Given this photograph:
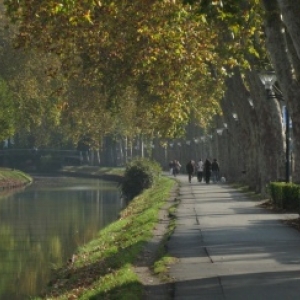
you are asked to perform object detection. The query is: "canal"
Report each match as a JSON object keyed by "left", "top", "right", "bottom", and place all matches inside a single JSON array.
[{"left": 0, "top": 175, "right": 124, "bottom": 300}]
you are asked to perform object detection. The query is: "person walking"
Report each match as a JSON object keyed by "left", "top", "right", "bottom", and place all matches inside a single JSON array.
[
  {"left": 211, "top": 158, "right": 220, "bottom": 183},
  {"left": 186, "top": 160, "right": 195, "bottom": 183},
  {"left": 173, "top": 160, "right": 181, "bottom": 177},
  {"left": 196, "top": 159, "right": 204, "bottom": 182},
  {"left": 204, "top": 158, "right": 212, "bottom": 184}
]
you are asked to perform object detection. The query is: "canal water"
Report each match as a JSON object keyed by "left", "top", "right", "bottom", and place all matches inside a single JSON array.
[{"left": 0, "top": 176, "right": 124, "bottom": 300}]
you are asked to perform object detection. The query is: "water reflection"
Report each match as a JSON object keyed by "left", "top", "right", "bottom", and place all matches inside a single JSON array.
[{"left": 0, "top": 176, "right": 123, "bottom": 300}]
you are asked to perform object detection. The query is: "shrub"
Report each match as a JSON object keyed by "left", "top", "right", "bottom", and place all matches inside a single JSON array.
[
  {"left": 269, "top": 182, "right": 284, "bottom": 208},
  {"left": 121, "top": 158, "right": 162, "bottom": 200},
  {"left": 269, "top": 182, "right": 300, "bottom": 210},
  {"left": 282, "top": 184, "right": 300, "bottom": 210}
]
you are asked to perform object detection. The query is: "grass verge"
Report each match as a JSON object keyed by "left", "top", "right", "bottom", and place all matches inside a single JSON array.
[
  {"left": 37, "top": 176, "right": 176, "bottom": 300},
  {"left": 0, "top": 167, "right": 32, "bottom": 186}
]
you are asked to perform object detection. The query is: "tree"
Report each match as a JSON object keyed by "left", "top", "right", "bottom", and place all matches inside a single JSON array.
[
  {"left": 0, "top": 2, "right": 68, "bottom": 148},
  {"left": 260, "top": 0, "right": 300, "bottom": 183},
  {"left": 0, "top": 77, "right": 15, "bottom": 141},
  {"left": 3, "top": 0, "right": 221, "bottom": 137}
]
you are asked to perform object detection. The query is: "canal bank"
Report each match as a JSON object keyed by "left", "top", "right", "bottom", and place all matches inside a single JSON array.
[
  {"left": 33, "top": 168, "right": 177, "bottom": 300},
  {"left": 0, "top": 167, "right": 32, "bottom": 191},
  {"left": 0, "top": 166, "right": 177, "bottom": 299},
  {"left": 0, "top": 170, "right": 125, "bottom": 300},
  {"left": 29, "top": 165, "right": 125, "bottom": 183},
  {"left": 0, "top": 166, "right": 121, "bottom": 199}
]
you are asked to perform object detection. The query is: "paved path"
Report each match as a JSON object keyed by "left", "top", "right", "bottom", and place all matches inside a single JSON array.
[{"left": 166, "top": 174, "right": 300, "bottom": 300}]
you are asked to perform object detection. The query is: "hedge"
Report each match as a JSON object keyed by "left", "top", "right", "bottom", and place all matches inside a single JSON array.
[{"left": 269, "top": 182, "right": 300, "bottom": 211}]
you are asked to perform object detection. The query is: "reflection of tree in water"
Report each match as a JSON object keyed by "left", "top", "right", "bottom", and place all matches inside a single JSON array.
[
  {"left": 0, "top": 227, "right": 46, "bottom": 299},
  {"left": 0, "top": 186, "right": 26, "bottom": 200},
  {"left": 0, "top": 226, "right": 14, "bottom": 295},
  {"left": 0, "top": 178, "right": 122, "bottom": 299}
]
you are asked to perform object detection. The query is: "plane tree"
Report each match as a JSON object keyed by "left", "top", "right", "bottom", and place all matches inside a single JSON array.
[
  {"left": 0, "top": 77, "right": 15, "bottom": 141},
  {"left": 260, "top": 0, "right": 300, "bottom": 183},
  {"left": 3, "top": 0, "right": 222, "bottom": 139},
  {"left": 0, "top": 2, "right": 69, "bottom": 148}
]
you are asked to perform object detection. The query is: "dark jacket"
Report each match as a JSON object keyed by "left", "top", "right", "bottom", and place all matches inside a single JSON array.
[
  {"left": 186, "top": 161, "right": 195, "bottom": 174},
  {"left": 204, "top": 159, "right": 212, "bottom": 174},
  {"left": 211, "top": 160, "right": 220, "bottom": 171}
]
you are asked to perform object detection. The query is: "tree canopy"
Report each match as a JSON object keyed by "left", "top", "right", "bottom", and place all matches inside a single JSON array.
[
  {"left": 0, "top": 0, "right": 269, "bottom": 147},
  {"left": 3, "top": 0, "right": 228, "bottom": 140}
]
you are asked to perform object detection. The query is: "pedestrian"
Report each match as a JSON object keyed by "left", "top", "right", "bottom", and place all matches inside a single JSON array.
[
  {"left": 186, "top": 160, "right": 195, "bottom": 183},
  {"left": 169, "top": 160, "right": 174, "bottom": 175},
  {"left": 211, "top": 158, "right": 220, "bottom": 183},
  {"left": 196, "top": 159, "right": 204, "bottom": 182},
  {"left": 173, "top": 160, "right": 181, "bottom": 177},
  {"left": 204, "top": 158, "right": 212, "bottom": 184}
]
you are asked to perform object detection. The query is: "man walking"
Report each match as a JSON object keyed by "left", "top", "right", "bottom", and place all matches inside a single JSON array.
[
  {"left": 186, "top": 160, "right": 195, "bottom": 183},
  {"left": 211, "top": 158, "right": 220, "bottom": 183}
]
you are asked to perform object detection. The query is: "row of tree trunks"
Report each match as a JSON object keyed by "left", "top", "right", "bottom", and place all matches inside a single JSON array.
[{"left": 261, "top": 0, "right": 300, "bottom": 183}]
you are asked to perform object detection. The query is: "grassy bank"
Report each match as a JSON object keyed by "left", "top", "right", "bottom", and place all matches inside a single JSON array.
[
  {"left": 38, "top": 175, "right": 176, "bottom": 300},
  {"left": 60, "top": 166, "right": 125, "bottom": 177},
  {"left": 0, "top": 167, "right": 32, "bottom": 189}
]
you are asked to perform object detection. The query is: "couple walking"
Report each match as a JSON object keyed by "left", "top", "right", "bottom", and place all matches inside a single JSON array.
[
  {"left": 186, "top": 158, "right": 220, "bottom": 184},
  {"left": 203, "top": 158, "right": 220, "bottom": 183}
]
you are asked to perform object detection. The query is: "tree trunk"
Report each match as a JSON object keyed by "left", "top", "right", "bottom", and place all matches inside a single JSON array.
[
  {"left": 220, "top": 93, "right": 240, "bottom": 182},
  {"left": 224, "top": 71, "right": 264, "bottom": 189},
  {"left": 277, "top": 0, "right": 300, "bottom": 59},
  {"left": 262, "top": 0, "right": 300, "bottom": 182}
]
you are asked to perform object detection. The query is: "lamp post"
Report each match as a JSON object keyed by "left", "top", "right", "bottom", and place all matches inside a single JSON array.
[{"left": 259, "top": 70, "right": 290, "bottom": 183}]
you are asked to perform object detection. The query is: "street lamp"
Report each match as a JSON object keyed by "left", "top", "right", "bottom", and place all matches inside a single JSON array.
[{"left": 259, "top": 70, "right": 290, "bottom": 183}]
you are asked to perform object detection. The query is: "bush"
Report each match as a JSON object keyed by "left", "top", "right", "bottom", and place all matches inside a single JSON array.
[
  {"left": 269, "top": 182, "right": 300, "bottom": 210},
  {"left": 269, "top": 182, "right": 284, "bottom": 208},
  {"left": 121, "top": 158, "right": 162, "bottom": 200},
  {"left": 282, "top": 184, "right": 300, "bottom": 210}
]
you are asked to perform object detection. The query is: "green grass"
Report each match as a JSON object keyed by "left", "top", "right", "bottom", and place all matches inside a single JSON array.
[
  {"left": 0, "top": 167, "right": 32, "bottom": 183},
  {"left": 38, "top": 176, "right": 176, "bottom": 300}
]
